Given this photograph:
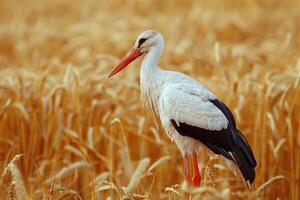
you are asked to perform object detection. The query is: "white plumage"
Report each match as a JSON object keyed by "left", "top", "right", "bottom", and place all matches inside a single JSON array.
[
  {"left": 109, "top": 30, "right": 257, "bottom": 187},
  {"left": 137, "top": 31, "right": 228, "bottom": 155}
]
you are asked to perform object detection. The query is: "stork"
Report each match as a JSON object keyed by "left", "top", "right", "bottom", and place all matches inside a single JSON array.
[{"left": 108, "top": 30, "right": 257, "bottom": 187}]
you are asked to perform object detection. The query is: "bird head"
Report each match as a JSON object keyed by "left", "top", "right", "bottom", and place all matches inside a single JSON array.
[{"left": 108, "top": 30, "right": 163, "bottom": 78}]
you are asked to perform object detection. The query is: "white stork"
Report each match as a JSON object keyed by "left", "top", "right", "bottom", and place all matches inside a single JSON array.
[{"left": 108, "top": 30, "right": 257, "bottom": 187}]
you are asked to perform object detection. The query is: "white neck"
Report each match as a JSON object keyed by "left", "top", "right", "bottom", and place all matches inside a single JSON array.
[
  {"left": 140, "top": 41, "right": 164, "bottom": 82},
  {"left": 139, "top": 38, "right": 165, "bottom": 117}
]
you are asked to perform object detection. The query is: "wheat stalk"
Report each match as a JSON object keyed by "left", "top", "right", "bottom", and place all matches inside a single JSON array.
[
  {"left": 45, "top": 161, "right": 90, "bottom": 184},
  {"left": 1, "top": 154, "right": 23, "bottom": 183},
  {"left": 147, "top": 156, "right": 170, "bottom": 172},
  {"left": 256, "top": 175, "right": 286, "bottom": 197},
  {"left": 8, "top": 163, "right": 27, "bottom": 200},
  {"left": 126, "top": 158, "right": 150, "bottom": 192}
]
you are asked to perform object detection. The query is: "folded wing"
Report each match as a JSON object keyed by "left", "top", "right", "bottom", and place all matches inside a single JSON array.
[{"left": 160, "top": 84, "right": 257, "bottom": 183}]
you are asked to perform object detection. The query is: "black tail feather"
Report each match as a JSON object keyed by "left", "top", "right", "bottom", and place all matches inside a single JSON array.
[
  {"left": 231, "top": 147, "right": 256, "bottom": 184},
  {"left": 236, "top": 130, "right": 257, "bottom": 167},
  {"left": 208, "top": 99, "right": 257, "bottom": 183},
  {"left": 231, "top": 130, "right": 257, "bottom": 183}
]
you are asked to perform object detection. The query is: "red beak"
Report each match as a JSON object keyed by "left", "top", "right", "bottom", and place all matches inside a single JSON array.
[{"left": 108, "top": 47, "right": 143, "bottom": 78}]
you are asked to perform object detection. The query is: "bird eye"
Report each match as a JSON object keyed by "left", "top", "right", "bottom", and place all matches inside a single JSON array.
[{"left": 138, "top": 38, "right": 147, "bottom": 47}]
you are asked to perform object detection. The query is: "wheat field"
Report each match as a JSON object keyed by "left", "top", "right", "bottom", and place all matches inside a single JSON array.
[{"left": 0, "top": 0, "right": 299, "bottom": 199}]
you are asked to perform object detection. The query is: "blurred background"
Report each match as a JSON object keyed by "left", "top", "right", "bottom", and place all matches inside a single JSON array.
[{"left": 0, "top": 0, "right": 299, "bottom": 199}]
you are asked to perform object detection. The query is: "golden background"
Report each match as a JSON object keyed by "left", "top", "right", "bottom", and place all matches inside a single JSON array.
[{"left": 0, "top": 0, "right": 299, "bottom": 199}]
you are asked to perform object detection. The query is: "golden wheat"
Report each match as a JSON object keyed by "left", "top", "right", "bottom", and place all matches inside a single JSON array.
[
  {"left": 45, "top": 161, "right": 90, "bottom": 184},
  {"left": 126, "top": 157, "right": 151, "bottom": 192},
  {"left": 8, "top": 164, "right": 27, "bottom": 200},
  {"left": 0, "top": 0, "right": 299, "bottom": 199}
]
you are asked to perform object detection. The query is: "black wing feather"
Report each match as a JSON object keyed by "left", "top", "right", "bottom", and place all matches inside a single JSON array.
[
  {"left": 171, "top": 98, "right": 257, "bottom": 183},
  {"left": 209, "top": 99, "right": 256, "bottom": 166}
]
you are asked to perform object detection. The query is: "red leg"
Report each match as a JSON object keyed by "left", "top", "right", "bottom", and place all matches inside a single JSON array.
[
  {"left": 192, "top": 152, "right": 201, "bottom": 186},
  {"left": 183, "top": 154, "right": 191, "bottom": 184}
]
